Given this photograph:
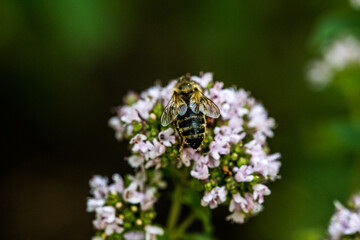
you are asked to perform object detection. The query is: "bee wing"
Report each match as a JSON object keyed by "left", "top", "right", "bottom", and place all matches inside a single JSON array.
[
  {"left": 190, "top": 91, "right": 220, "bottom": 118},
  {"left": 161, "top": 95, "right": 187, "bottom": 126}
]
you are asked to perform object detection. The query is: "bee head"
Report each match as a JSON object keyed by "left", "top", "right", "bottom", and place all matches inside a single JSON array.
[{"left": 176, "top": 74, "right": 199, "bottom": 92}]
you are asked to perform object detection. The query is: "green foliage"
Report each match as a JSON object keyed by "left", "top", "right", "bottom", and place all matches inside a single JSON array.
[
  {"left": 182, "top": 233, "right": 217, "bottom": 240},
  {"left": 183, "top": 187, "right": 213, "bottom": 234}
]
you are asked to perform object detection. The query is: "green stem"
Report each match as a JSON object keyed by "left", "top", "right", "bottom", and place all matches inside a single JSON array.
[
  {"left": 172, "top": 213, "right": 197, "bottom": 239},
  {"left": 167, "top": 183, "right": 183, "bottom": 233}
]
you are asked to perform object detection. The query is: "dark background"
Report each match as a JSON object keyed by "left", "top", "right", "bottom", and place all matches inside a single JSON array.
[{"left": 2, "top": 1, "right": 359, "bottom": 240}]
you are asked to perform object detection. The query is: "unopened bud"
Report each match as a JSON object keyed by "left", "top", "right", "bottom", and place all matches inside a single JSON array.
[
  {"left": 135, "top": 219, "right": 143, "bottom": 226},
  {"left": 149, "top": 113, "right": 156, "bottom": 121},
  {"left": 131, "top": 205, "right": 138, "bottom": 212}
]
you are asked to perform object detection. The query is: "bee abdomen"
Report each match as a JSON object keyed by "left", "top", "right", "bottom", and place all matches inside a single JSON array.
[
  {"left": 184, "top": 133, "right": 204, "bottom": 149},
  {"left": 181, "top": 125, "right": 205, "bottom": 137},
  {"left": 178, "top": 115, "right": 205, "bottom": 128},
  {"left": 176, "top": 108, "right": 206, "bottom": 149}
]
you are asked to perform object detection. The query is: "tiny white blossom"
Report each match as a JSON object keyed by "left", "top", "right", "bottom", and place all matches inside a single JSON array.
[
  {"left": 190, "top": 155, "right": 210, "bottom": 180},
  {"left": 96, "top": 206, "right": 116, "bottom": 223},
  {"left": 128, "top": 155, "right": 145, "bottom": 168},
  {"left": 234, "top": 165, "right": 254, "bottom": 182},
  {"left": 145, "top": 225, "right": 164, "bottom": 240},
  {"left": 108, "top": 174, "right": 124, "bottom": 194},
  {"left": 141, "top": 187, "right": 157, "bottom": 211},
  {"left": 87, "top": 198, "right": 105, "bottom": 212},
  {"left": 192, "top": 72, "right": 213, "bottom": 88},
  {"left": 108, "top": 116, "right": 125, "bottom": 140},
  {"left": 253, "top": 184, "right": 271, "bottom": 204},
  {"left": 328, "top": 201, "right": 360, "bottom": 240},
  {"left": 124, "top": 231, "right": 145, "bottom": 240},
  {"left": 105, "top": 219, "right": 124, "bottom": 236},
  {"left": 123, "top": 182, "right": 144, "bottom": 204},
  {"left": 158, "top": 128, "right": 175, "bottom": 147},
  {"left": 226, "top": 211, "right": 246, "bottom": 223},
  {"left": 201, "top": 186, "right": 227, "bottom": 209},
  {"left": 130, "top": 134, "right": 148, "bottom": 153}
]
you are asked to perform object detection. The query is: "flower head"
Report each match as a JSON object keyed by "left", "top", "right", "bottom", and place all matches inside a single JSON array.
[
  {"left": 328, "top": 193, "right": 360, "bottom": 240},
  {"left": 87, "top": 173, "right": 161, "bottom": 239},
  {"left": 306, "top": 35, "right": 360, "bottom": 90},
  {"left": 91, "top": 72, "right": 281, "bottom": 239}
]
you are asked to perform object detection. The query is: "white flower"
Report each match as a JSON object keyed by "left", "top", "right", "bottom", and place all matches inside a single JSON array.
[
  {"left": 233, "top": 165, "right": 254, "bottom": 182},
  {"left": 141, "top": 187, "right": 157, "bottom": 211},
  {"left": 145, "top": 157, "right": 162, "bottom": 169},
  {"left": 248, "top": 104, "right": 275, "bottom": 138},
  {"left": 145, "top": 225, "right": 164, "bottom": 240},
  {"left": 306, "top": 35, "right": 360, "bottom": 89},
  {"left": 142, "top": 85, "right": 162, "bottom": 103},
  {"left": 105, "top": 218, "right": 124, "bottom": 236},
  {"left": 229, "top": 193, "right": 248, "bottom": 212},
  {"left": 96, "top": 206, "right": 116, "bottom": 223},
  {"left": 209, "top": 139, "right": 230, "bottom": 160},
  {"left": 243, "top": 193, "right": 263, "bottom": 214},
  {"left": 87, "top": 198, "right": 105, "bottom": 212},
  {"left": 128, "top": 155, "right": 145, "bottom": 168},
  {"left": 252, "top": 184, "right": 271, "bottom": 204},
  {"left": 108, "top": 116, "right": 125, "bottom": 140},
  {"left": 192, "top": 72, "right": 213, "bottom": 88},
  {"left": 120, "top": 106, "right": 142, "bottom": 123},
  {"left": 130, "top": 134, "right": 148, "bottom": 153},
  {"left": 245, "top": 140, "right": 281, "bottom": 180},
  {"left": 201, "top": 186, "right": 227, "bottom": 209},
  {"left": 92, "top": 217, "right": 106, "bottom": 230},
  {"left": 306, "top": 60, "right": 333, "bottom": 90},
  {"left": 89, "top": 175, "right": 108, "bottom": 190},
  {"left": 123, "top": 182, "right": 144, "bottom": 204},
  {"left": 108, "top": 173, "right": 124, "bottom": 194},
  {"left": 158, "top": 128, "right": 175, "bottom": 147},
  {"left": 89, "top": 175, "right": 109, "bottom": 199},
  {"left": 324, "top": 36, "right": 360, "bottom": 70},
  {"left": 160, "top": 80, "right": 177, "bottom": 107},
  {"left": 133, "top": 99, "right": 154, "bottom": 120},
  {"left": 329, "top": 201, "right": 360, "bottom": 240},
  {"left": 145, "top": 139, "right": 166, "bottom": 160},
  {"left": 214, "top": 125, "right": 245, "bottom": 145},
  {"left": 226, "top": 211, "right": 246, "bottom": 223},
  {"left": 179, "top": 148, "right": 197, "bottom": 167},
  {"left": 124, "top": 231, "right": 145, "bottom": 240},
  {"left": 190, "top": 155, "right": 210, "bottom": 180}
]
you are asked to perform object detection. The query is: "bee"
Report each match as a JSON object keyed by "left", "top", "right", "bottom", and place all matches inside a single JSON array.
[{"left": 161, "top": 75, "right": 220, "bottom": 151}]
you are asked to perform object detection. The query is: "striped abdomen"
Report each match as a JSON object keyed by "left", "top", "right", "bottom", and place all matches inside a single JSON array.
[{"left": 176, "top": 107, "right": 206, "bottom": 149}]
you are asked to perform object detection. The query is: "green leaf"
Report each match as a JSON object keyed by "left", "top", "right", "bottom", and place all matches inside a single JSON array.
[{"left": 183, "top": 188, "right": 213, "bottom": 234}]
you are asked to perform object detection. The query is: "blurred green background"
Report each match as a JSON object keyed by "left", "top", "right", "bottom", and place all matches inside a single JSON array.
[{"left": 1, "top": 0, "right": 359, "bottom": 240}]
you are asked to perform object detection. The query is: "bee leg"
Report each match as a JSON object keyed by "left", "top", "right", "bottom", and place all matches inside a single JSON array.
[
  {"left": 179, "top": 138, "right": 185, "bottom": 154},
  {"left": 195, "top": 145, "right": 202, "bottom": 152}
]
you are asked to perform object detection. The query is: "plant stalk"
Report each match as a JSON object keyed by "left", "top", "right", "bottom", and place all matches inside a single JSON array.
[{"left": 167, "top": 183, "right": 183, "bottom": 235}]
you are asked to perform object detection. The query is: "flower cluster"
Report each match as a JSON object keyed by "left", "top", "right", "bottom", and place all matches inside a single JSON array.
[
  {"left": 350, "top": 0, "right": 360, "bottom": 10},
  {"left": 106, "top": 72, "right": 281, "bottom": 227},
  {"left": 87, "top": 171, "right": 165, "bottom": 240},
  {"left": 306, "top": 35, "right": 360, "bottom": 90},
  {"left": 328, "top": 192, "right": 360, "bottom": 240}
]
